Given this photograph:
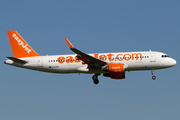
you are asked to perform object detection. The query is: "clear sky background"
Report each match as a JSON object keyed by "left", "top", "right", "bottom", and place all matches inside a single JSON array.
[{"left": 0, "top": 0, "right": 180, "bottom": 120}]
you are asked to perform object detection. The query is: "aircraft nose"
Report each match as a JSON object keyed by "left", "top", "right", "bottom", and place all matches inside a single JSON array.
[{"left": 170, "top": 58, "right": 177, "bottom": 66}]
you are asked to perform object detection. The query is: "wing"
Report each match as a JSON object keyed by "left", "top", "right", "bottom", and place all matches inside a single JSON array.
[{"left": 64, "top": 38, "right": 107, "bottom": 69}]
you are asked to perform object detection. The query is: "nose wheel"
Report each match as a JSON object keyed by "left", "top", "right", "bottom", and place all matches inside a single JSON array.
[
  {"left": 151, "top": 70, "right": 156, "bottom": 80},
  {"left": 152, "top": 75, "right": 156, "bottom": 80},
  {"left": 92, "top": 74, "right": 100, "bottom": 84}
]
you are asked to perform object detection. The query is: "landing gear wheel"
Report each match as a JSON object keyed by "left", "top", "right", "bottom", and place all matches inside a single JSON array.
[
  {"left": 92, "top": 75, "right": 99, "bottom": 85},
  {"left": 93, "top": 79, "right": 99, "bottom": 84},
  {"left": 92, "top": 75, "right": 97, "bottom": 80},
  {"left": 151, "top": 70, "right": 156, "bottom": 80},
  {"left": 152, "top": 75, "right": 156, "bottom": 80}
]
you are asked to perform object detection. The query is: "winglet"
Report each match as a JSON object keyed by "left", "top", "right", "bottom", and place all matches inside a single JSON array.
[{"left": 64, "top": 37, "right": 74, "bottom": 48}]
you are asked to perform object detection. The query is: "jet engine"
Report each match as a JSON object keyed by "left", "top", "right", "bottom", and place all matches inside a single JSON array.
[{"left": 102, "top": 63, "right": 125, "bottom": 79}]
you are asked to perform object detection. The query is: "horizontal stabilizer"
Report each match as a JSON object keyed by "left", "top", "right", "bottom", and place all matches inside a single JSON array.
[{"left": 7, "top": 57, "right": 27, "bottom": 64}]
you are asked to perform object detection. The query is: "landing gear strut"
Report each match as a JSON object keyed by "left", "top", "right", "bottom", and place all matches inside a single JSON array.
[
  {"left": 151, "top": 70, "right": 156, "bottom": 80},
  {"left": 92, "top": 74, "right": 100, "bottom": 84}
]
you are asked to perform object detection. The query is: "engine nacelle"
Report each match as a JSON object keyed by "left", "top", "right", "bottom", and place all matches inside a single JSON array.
[{"left": 102, "top": 63, "right": 125, "bottom": 79}]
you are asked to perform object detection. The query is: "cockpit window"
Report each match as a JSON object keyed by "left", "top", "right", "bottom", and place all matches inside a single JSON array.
[{"left": 161, "top": 55, "right": 169, "bottom": 58}]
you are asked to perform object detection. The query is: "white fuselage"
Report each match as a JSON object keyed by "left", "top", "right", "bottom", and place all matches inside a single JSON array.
[{"left": 5, "top": 51, "right": 177, "bottom": 74}]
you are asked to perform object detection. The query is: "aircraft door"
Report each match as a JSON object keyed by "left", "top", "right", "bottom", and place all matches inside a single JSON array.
[
  {"left": 150, "top": 52, "right": 156, "bottom": 62},
  {"left": 38, "top": 57, "right": 43, "bottom": 67}
]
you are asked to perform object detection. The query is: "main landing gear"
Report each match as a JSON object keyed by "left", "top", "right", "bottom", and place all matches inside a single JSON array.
[
  {"left": 151, "top": 70, "right": 156, "bottom": 80},
  {"left": 92, "top": 74, "right": 100, "bottom": 84}
]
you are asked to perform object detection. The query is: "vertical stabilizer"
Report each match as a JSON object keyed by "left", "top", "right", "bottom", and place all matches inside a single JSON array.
[{"left": 7, "top": 30, "right": 41, "bottom": 58}]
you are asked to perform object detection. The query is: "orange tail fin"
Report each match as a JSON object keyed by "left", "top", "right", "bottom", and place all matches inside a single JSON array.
[{"left": 7, "top": 30, "right": 41, "bottom": 58}]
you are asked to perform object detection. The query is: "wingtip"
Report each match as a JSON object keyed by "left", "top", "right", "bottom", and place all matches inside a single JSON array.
[{"left": 64, "top": 37, "right": 74, "bottom": 48}]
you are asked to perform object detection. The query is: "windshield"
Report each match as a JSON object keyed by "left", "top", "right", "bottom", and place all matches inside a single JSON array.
[{"left": 161, "top": 55, "right": 169, "bottom": 58}]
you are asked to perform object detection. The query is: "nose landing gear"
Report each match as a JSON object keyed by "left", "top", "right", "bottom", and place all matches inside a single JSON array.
[
  {"left": 152, "top": 75, "right": 156, "bottom": 80},
  {"left": 151, "top": 70, "right": 156, "bottom": 80}
]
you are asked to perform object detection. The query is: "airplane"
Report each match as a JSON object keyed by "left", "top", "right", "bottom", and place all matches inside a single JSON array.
[{"left": 4, "top": 30, "right": 177, "bottom": 84}]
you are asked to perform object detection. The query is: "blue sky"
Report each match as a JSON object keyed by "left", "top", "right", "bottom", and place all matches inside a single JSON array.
[{"left": 0, "top": 0, "right": 180, "bottom": 120}]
